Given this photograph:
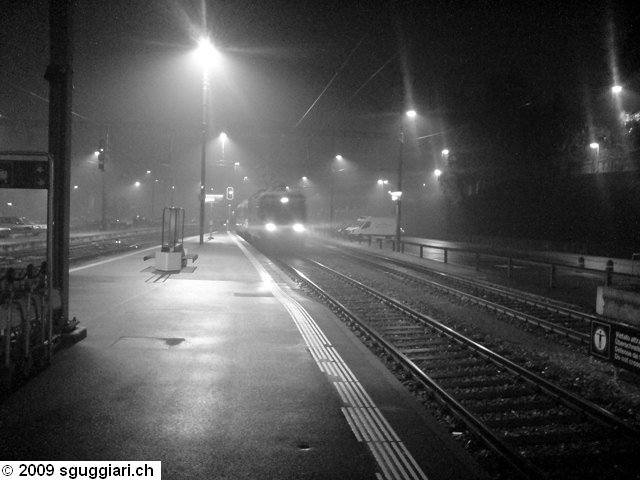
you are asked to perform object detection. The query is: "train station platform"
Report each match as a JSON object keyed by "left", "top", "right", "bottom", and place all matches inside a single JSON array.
[{"left": 0, "top": 231, "right": 490, "bottom": 480}]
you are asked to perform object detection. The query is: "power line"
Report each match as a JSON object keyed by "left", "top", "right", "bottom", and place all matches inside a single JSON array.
[{"left": 290, "top": 32, "right": 368, "bottom": 132}]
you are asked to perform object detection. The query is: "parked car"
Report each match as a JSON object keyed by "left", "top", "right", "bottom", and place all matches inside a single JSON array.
[
  {"left": 0, "top": 216, "right": 46, "bottom": 236},
  {"left": 343, "top": 216, "right": 399, "bottom": 239}
]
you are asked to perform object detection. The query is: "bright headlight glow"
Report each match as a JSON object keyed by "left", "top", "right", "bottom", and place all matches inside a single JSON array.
[
  {"left": 293, "top": 224, "right": 305, "bottom": 232},
  {"left": 265, "top": 223, "right": 277, "bottom": 232}
]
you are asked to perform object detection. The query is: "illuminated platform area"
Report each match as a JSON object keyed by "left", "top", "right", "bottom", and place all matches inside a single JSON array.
[{"left": 0, "top": 231, "right": 488, "bottom": 480}]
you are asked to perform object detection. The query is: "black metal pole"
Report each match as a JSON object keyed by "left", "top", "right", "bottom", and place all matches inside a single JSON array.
[
  {"left": 330, "top": 169, "right": 335, "bottom": 232},
  {"left": 395, "top": 130, "right": 403, "bottom": 252},
  {"left": 101, "top": 133, "right": 108, "bottom": 231},
  {"left": 151, "top": 178, "right": 155, "bottom": 221},
  {"left": 199, "top": 71, "right": 209, "bottom": 244},
  {"left": 45, "top": 0, "right": 72, "bottom": 326}
]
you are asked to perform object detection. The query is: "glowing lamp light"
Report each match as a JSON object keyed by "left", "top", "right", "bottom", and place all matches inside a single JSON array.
[
  {"left": 612, "top": 85, "right": 622, "bottom": 94},
  {"left": 196, "top": 38, "right": 220, "bottom": 69},
  {"left": 434, "top": 169, "right": 442, "bottom": 177},
  {"left": 389, "top": 191, "right": 402, "bottom": 201},
  {"left": 265, "top": 223, "right": 277, "bottom": 232},
  {"left": 280, "top": 197, "right": 289, "bottom": 204},
  {"left": 590, "top": 143, "right": 599, "bottom": 149},
  {"left": 293, "top": 224, "right": 305, "bottom": 233},
  {"left": 406, "top": 110, "right": 417, "bottom": 118}
]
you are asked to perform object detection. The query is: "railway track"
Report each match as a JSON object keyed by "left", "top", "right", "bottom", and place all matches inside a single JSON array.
[
  {"left": 321, "top": 244, "right": 597, "bottom": 345},
  {"left": 0, "top": 229, "right": 178, "bottom": 268},
  {"left": 276, "top": 253, "right": 640, "bottom": 480}
]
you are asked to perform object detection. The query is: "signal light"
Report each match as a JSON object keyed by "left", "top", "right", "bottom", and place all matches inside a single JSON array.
[{"left": 226, "top": 186, "right": 234, "bottom": 200}]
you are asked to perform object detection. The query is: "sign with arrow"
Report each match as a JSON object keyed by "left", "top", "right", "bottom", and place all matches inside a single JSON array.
[{"left": 0, "top": 154, "right": 50, "bottom": 189}]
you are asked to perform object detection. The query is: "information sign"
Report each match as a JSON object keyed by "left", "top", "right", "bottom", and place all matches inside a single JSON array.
[
  {"left": 591, "top": 320, "right": 640, "bottom": 374},
  {"left": 0, "top": 154, "right": 50, "bottom": 189}
]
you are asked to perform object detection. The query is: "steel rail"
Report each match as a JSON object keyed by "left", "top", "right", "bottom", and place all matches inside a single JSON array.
[
  {"left": 334, "top": 247, "right": 594, "bottom": 344},
  {"left": 284, "top": 259, "right": 548, "bottom": 479},
  {"left": 278, "top": 254, "right": 640, "bottom": 479}
]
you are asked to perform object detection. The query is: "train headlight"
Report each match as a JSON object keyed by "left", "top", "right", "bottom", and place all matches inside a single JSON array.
[
  {"left": 265, "top": 223, "right": 277, "bottom": 232},
  {"left": 293, "top": 223, "right": 305, "bottom": 233}
]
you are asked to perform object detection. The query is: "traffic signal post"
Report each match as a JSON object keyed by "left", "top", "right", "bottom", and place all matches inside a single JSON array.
[{"left": 98, "top": 136, "right": 108, "bottom": 230}]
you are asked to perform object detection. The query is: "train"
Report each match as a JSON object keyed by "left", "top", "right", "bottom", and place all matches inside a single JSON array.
[{"left": 235, "top": 185, "right": 307, "bottom": 249}]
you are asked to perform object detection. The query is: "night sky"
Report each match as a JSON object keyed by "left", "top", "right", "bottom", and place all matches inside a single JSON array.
[
  {"left": 1, "top": 1, "right": 635, "bottom": 121},
  {"left": 0, "top": 0, "right": 638, "bottom": 236}
]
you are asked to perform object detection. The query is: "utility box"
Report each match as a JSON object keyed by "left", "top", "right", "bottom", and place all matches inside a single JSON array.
[
  {"left": 143, "top": 207, "right": 197, "bottom": 273},
  {"left": 155, "top": 251, "right": 182, "bottom": 272}
]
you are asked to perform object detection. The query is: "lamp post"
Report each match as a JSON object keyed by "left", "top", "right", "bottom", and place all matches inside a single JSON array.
[
  {"left": 330, "top": 155, "right": 344, "bottom": 232},
  {"left": 590, "top": 142, "right": 599, "bottom": 173},
  {"left": 220, "top": 132, "right": 227, "bottom": 160},
  {"left": 394, "top": 110, "right": 416, "bottom": 252},
  {"left": 196, "top": 38, "right": 218, "bottom": 244},
  {"left": 441, "top": 149, "right": 449, "bottom": 165}
]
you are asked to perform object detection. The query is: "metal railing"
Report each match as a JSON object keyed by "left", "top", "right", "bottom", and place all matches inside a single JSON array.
[{"left": 343, "top": 233, "right": 639, "bottom": 289}]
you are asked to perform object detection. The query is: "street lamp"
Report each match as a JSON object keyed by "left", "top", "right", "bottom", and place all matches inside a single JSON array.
[
  {"left": 330, "top": 155, "right": 345, "bottom": 231},
  {"left": 437, "top": 150, "right": 449, "bottom": 180},
  {"left": 590, "top": 142, "right": 600, "bottom": 173},
  {"left": 196, "top": 38, "right": 220, "bottom": 244},
  {"left": 220, "top": 132, "right": 227, "bottom": 160},
  {"left": 394, "top": 110, "right": 416, "bottom": 252}
]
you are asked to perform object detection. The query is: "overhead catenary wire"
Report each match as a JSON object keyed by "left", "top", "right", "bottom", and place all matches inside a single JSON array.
[
  {"left": 290, "top": 33, "right": 369, "bottom": 133},
  {"left": 0, "top": 77, "right": 91, "bottom": 121}
]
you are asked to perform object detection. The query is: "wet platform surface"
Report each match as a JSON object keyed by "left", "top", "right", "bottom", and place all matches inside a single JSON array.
[{"left": 0, "top": 231, "right": 490, "bottom": 479}]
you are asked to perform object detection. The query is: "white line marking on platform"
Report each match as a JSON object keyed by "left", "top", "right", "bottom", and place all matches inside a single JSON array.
[{"left": 231, "top": 233, "right": 429, "bottom": 480}]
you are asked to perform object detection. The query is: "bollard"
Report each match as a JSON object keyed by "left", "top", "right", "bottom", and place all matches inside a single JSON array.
[
  {"left": 419, "top": 245, "right": 424, "bottom": 258},
  {"left": 549, "top": 264, "right": 556, "bottom": 289},
  {"left": 508, "top": 257, "right": 513, "bottom": 279},
  {"left": 605, "top": 260, "right": 614, "bottom": 286},
  {"left": 475, "top": 252, "right": 480, "bottom": 271},
  {"left": 578, "top": 257, "right": 585, "bottom": 269},
  {"left": 444, "top": 249, "right": 448, "bottom": 264}
]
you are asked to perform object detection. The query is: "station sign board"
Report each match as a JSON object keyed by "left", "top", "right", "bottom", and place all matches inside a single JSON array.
[
  {"left": 591, "top": 319, "right": 640, "bottom": 374},
  {"left": 0, "top": 152, "right": 51, "bottom": 189}
]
